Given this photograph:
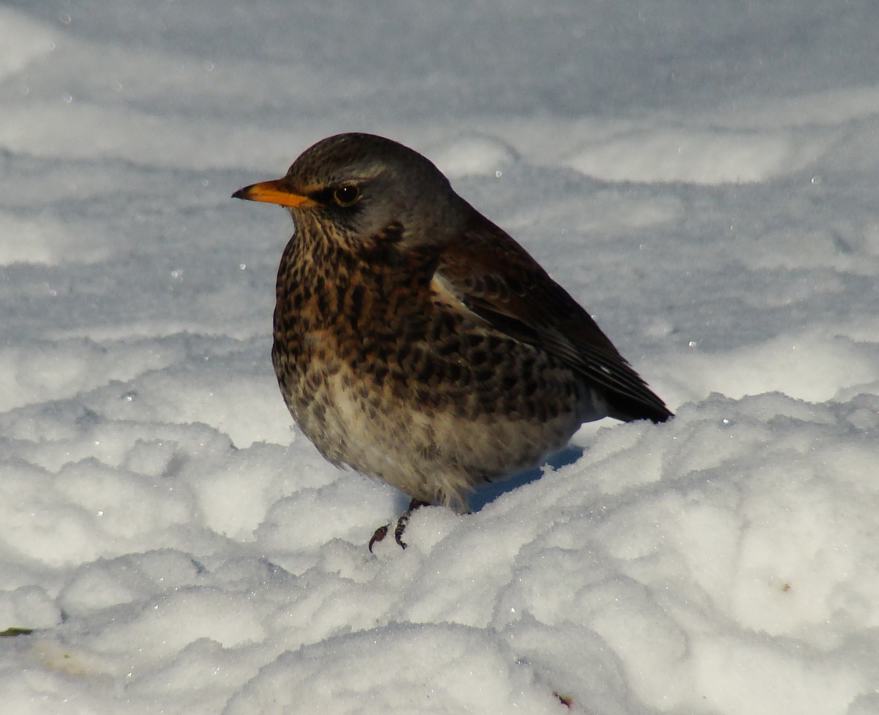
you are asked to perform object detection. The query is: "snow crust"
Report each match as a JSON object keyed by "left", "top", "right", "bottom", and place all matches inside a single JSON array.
[{"left": 2, "top": 1, "right": 879, "bottom": 713}]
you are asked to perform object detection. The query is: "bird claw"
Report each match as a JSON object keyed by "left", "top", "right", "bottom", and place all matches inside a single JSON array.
[
  {"left": 368, "top": 499, "right": 429, "bottom": 553},
  {"left": 367, "top": 513, "right": 410, "bottom": 552},
  {"left": 368, "top": 524, "right": 389, "bottom": 553}
]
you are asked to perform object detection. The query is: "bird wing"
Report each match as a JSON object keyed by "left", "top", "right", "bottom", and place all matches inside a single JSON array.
[{"left": 435, "top": 208, "right": 672, "bottom": 423}]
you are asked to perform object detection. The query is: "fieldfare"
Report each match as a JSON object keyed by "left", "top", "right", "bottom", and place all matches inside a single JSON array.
[{"left": 233, "top": 133, "right": 672, "bottom": 550}]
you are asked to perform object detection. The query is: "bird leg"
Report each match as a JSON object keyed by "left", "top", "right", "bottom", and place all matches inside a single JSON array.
[
  {"left": 393, "top": 498, "right": 429, "bottom": 548},
  {"left": 368, "top": 498, "right": 429, "bottom": 552}
]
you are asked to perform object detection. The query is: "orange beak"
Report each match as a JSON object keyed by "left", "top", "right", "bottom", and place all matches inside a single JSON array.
[{"left": 231, "top": 179, "right": 317, "bottom": 208}]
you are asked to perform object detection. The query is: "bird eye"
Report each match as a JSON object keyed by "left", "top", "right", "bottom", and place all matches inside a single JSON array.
[{"left": 333, "top": 184, "right": 360, "bottom": 207}]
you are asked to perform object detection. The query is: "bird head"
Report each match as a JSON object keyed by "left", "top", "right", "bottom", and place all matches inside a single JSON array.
[{"left": 233, "top": 133, "right": 466, "bottom": 254}]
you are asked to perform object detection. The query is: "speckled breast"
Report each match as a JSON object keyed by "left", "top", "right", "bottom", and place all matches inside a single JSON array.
[{"left": 270, "top": 235, "right": 592, "bottom": 508}]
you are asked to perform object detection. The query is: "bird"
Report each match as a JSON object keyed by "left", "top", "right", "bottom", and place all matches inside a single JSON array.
[{"left": 233, "top": 133, "right": 671, "bottom": 551}]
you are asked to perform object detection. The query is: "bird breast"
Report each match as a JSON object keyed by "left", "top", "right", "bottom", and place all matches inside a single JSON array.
[{"left": 271, "top": 236, "right": 597, "bottom": 507}]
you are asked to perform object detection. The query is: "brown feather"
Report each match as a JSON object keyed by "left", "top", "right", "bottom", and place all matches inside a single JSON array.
[{"left": 437, "top": 207, "right": 672, "bottom": 423}]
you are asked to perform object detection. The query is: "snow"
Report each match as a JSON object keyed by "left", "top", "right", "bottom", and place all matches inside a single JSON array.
[{"left": 1, "top": 1, "right": 879, "bottom": 713}]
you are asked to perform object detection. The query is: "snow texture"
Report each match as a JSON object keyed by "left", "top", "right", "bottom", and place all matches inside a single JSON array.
[{"left": 2, "top": 1, "right": 879, "bottom": 713}]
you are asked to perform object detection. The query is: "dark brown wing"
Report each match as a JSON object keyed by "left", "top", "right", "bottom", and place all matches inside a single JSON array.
[{"left": 436, "top": 208, "right": 672, "bottom": 423}]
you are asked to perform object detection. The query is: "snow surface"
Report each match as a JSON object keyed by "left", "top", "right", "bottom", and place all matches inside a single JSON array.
[{"left": 2, "top": 1, "right": 879, "bottom": 713}]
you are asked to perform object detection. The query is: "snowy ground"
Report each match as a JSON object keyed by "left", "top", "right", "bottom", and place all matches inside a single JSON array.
[{"left": 2, "top": 1, "right": 879, "bottom": 713}]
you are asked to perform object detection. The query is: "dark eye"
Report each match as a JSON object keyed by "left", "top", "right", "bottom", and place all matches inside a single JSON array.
[{"left": 333, "top": 184, "right": 360, "bottom": 207}]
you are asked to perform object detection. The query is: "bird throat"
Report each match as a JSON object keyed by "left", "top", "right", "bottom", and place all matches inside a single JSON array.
[{"left": 273, "top": 221, "right": 438, "bottom": 367}]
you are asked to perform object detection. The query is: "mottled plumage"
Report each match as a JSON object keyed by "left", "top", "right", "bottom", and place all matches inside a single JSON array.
[{"left": 233, "top": 133, "right": 671, "bottom": 542}]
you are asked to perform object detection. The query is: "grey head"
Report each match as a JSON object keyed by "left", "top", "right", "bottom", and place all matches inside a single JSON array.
[{"left": 233, "top": 133, "right": 468, "bottom": 251}]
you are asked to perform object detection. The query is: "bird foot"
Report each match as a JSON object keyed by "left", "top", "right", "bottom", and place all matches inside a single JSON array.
[
  {"left": 368, "top": 524, "right": 389, "bottom": 553},
  {"left": 368, "top": 499, "right": 429, "bottom": 552}
]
